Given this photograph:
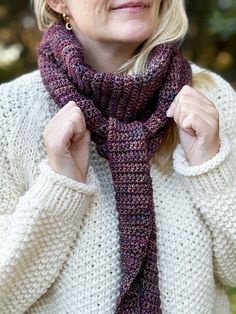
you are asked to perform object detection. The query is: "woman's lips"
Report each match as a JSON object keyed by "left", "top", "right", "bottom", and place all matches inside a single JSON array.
[{"left": 111, "top": 1, "right": 148, "bottom": 12}]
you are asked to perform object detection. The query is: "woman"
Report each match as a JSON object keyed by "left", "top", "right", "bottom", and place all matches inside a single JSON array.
[{"left": 0, "top": 0, "right": 235, "bottom": 313}]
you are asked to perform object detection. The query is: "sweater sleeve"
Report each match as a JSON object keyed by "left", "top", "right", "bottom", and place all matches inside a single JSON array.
[
  {"left": 0, "top": 89, "right": 99, "bottom": 312},
  {"left": 173, "top": 72, "right": 236, "bottom": 288}
]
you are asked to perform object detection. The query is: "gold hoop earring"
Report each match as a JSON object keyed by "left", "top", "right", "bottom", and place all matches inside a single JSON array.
[{"left": 63, "top": 13, "right": 72, "bottom": 31}]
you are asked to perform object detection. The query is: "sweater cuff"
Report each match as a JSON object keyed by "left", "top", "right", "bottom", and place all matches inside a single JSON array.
[
  {"left": 173, "top": 136, "right": 236, "bottom": 195},
  {"left": 23, "top": 158, "right": 99, "bottom": 221}
]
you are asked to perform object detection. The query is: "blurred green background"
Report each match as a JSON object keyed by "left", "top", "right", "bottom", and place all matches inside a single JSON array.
[
  {"left": 0, "top": 0, "right": 236, "bottom": 86},
  {"left": 0, "top": 0, "right": 236, "bottom": 312}
]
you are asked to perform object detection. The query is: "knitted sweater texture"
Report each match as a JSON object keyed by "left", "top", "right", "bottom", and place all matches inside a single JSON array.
[{"left": 0, "top": 65, "right": 236, "bottom": 313}]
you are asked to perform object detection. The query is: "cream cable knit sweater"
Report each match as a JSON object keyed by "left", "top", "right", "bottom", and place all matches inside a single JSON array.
[{"left": 0, "top": 65, "right": 235, "bottom": 314}]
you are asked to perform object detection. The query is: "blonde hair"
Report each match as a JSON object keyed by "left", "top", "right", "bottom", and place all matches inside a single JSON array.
[
  {"left": 33, "top": 0, "right": 215, "bottom": 173},
  {"left": 33, "top": 0, "right": 60, "bottom": 30}
]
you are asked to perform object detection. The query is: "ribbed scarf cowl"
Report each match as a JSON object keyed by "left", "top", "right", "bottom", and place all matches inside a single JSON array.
[{"left": 38, "top": 21, "right": 192, "bottom": 314}]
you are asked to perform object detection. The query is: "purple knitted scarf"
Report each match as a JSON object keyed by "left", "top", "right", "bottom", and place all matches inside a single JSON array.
[{"left": 38, "top": 21, "right": 192, "bottom": 313}]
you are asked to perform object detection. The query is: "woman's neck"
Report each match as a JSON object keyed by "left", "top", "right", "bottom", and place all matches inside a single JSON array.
[{"left": 77, "top": 35, "right": 138, "bottom": 73}]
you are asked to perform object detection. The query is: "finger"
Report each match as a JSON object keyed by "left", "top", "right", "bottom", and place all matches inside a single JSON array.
[
  {"left": 70, "top": 121, "right": 87, "bottom": 143},
  {"left": 44, "top": 101, "right": 77, "bottom": 134},
  {"left": 167, "top": 85, "right": 216, "bottom": 118},
  {"left": 71, "top": 128, "right": 91, "bottom": 145},
  {"left": 46, "top": 103, "right": 86, "bottom": 139},
  {"left": 59, "top": 100, "right": 77, "bottom": 113},
  {"left": 178, "top": 103, "right": 218, "bottom": 128},
  {"left": 67, "top": 107, "right": 86, "bottom": 133},
  {"left": 178, "top": 85, "right": 215, "bottom": 107},
  {"left": 50, "top": 113, "right": 86, "bottom": 149},
  {"left": 56, "top": 103, "right": 84, "bottom": 124},
  {"left": 174, "top": 99, "right": 217, "bottom": 126},
  {"left": 48, "top": 101, "right": 77, "bottom": 122},
  {"left": 48, "top": 101, "right": 84, "bottom": 128},
  {"left": 178, "top": 125, "right": 196, "bottom": 137},
  {"left": 69, "top": 112, "right": 87, "bottom": 138},
  {"left": 58, "top": 119, "right": 84, "bottom": 152},
  {"left": 180, "top": 113, "right": 217, "bottom": 141},
  {"left": 64, "top": 105, "right": 87, "bottom": 132},
  {"left": 168, "top": 93, "right": 219, "bottom": 128},
  {"left": 166, "top": 102, "right": 175, "bottom": 118}
]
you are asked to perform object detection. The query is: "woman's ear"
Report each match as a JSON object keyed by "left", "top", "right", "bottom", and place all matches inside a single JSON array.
[{"left": 46, "top": 0, "right": 68, "bottom": 15}]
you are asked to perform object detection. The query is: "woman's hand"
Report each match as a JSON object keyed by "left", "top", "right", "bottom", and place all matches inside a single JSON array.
[
  {"left": 44, "top": 101, "right": 90, "bottom": 182},
  {"left": 167, "top": 85, "right": 220, "bottom": 166}
]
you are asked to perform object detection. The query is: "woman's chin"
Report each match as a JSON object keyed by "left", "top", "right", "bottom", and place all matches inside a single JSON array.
[{"left": 109, "top": 26, "right": 153, "bottom": 45}]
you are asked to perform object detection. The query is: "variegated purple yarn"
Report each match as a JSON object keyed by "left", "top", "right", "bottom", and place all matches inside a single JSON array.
[{"left": 38, "top": 21, "right": 192, "bottom": 313}]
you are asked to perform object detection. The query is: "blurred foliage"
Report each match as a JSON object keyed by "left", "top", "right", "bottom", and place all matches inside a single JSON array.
[
  {"left": 228, "top": 288, "right": 236, "bottom": 314},
  {"left": 184, "top": 0, "right": 236, "bottom": 87},
  {"left": 0, "top": 0, "right": 40, "bottom": 82},
  {"left": 0, "top": 0, "right": 235, "bottom": 87},
  {"left": 0, "top": 0, "right": 236, "bottom": 312},
  {"left": 210, "top": 1, "right": 236, "bottom": 38}
]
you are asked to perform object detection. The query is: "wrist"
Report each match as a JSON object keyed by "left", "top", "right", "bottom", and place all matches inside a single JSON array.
[
  {"left": 187, "top": 139, "right": 220, "bottom": 166},
  {"left": 48, "top": 156, "right": 88, "bottom": 183}
]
